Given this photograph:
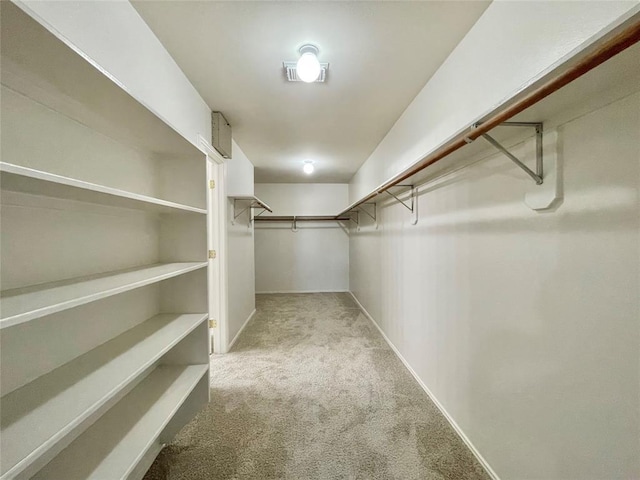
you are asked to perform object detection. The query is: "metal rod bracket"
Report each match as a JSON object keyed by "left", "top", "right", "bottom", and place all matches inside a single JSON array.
[
  {"left": 347, "top": 210, "right": 360, "bottom": 232},
  {"left": 480, "top": 122, "right": 544, "bottom": 185},
  {"left": 385, "top": 185, "right": 414, "bottom": 212},
  {"left": 233, "top": 198, "right": 270, "bottom": 227},
  {"left": 359, "top": 203, "right": 377, "bottom": 221},
  {"left": 357, "top": 202, "right": 377, "bottom": 229},
  {"left": 384, "top": 185, "right": 418, "bottom": 225},
  {"left": 232, "top": 199, "right": 250, "bottom": 221}
]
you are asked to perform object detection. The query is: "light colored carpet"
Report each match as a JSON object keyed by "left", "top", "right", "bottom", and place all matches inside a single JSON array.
[{"left": 144, "top": 293, "right": 490, "bottom": 480}]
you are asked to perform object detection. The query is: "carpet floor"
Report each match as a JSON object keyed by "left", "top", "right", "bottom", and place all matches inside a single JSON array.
[{"left": 144, "top": 293, "right": 490, "bottom": 480}]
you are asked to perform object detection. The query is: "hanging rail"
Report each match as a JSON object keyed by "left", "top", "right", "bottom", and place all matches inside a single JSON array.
[
  {"left": 336, "top": 12, "right": 640, "bottom": 218},
  {"left": 254, "top": 216, "right": 350, "bottom": 222},
  {"left": 254, "top": 215, "right": 351, "bottom": 233}
]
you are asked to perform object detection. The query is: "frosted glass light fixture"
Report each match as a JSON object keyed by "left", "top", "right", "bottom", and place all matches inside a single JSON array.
[
  {"left": 296, "top": 45, "right": 321, "bottom": 83},
  {"left": 303, "top": 161, "right": 314, "bottom": 174}
]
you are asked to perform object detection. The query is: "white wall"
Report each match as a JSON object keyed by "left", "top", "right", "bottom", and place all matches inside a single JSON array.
[
  {"left": 351, "top": 91, "right": 640, "bottom": 480},
  {"left": 226, "top": 139, "right": 255, "bottom": 196},
  {"left": 16, "top": 0, "right": 211, "bottom": 149},
  {"left": 350, "top": 0, "right": 640, "bottom": 202},
  {"left": 225, "top": 142, "right": 256, "bottom": 345},
  {"left": 349, "top": 3, "right": 640, "bottom": 479},
  {"left": 254, "top": 184, "right": 349, "bottom": 293}
]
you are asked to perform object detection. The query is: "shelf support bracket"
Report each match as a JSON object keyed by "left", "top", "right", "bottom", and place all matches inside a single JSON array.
[
  {"left": 385, "top": 185, "right": 418, "bottom": 225},
  {"left": 232, "top": 199, "right": 250, "bottom": 222},
  {"left": 349, "top": 210, "right": 360, "bottom": 231},
  {"left": 358, "top": 203, "right": 376, "bottom": 222},
  {"left": 249, "top": 206, "right": 267, "bottom": 228},
  {"left": 476, "top": 122, "right": 544, "bottom": 185},
  {"left": 385, "top": 185, "right": 414, "bottom": 212},
  {"left": 357, "top": 202, "right": 378, "bottom": 229},
  {"left": 233, "top": 199, "right": 269, "bottom": 227},
  {"left": 291, "top": 216, "right": 298, "bottom": 233}
]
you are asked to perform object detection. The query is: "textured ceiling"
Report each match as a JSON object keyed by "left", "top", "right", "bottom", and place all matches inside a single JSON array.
[{"left": 133, "top": 1, "right": 490, "bottom": 183}]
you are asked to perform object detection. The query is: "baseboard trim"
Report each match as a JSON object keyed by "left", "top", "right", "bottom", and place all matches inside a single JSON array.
[
  {"left": 256, "top": 290, "right": 348, "bottom": 294},
  {"left": 348, "top": 291, "right": 500, "bottom": 480},
  {"left": 228, "top": 308, "right": 256, "bottom": 351}
]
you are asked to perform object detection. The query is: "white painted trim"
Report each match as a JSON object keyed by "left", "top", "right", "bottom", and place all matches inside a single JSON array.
[
  {"left": 228, "top": 309, "right": 256, "bottom": 351},
  {"left": 198, "top": 134, "right": 225, "bottom": 165},
  {"left": 206, "top": 157, "right": 228, "bottom": 354},
  {"left": 348, "top": 291, "right": 501, "bottom": 480},
  {"left": 206, "top": 158, "right": 218, "bottom": 355},
  {"left": 218, "top": 163, "right": 229, "bottom": 353},
  {"left": 256, "top": 290, "right": 349, "bottom": 294}
]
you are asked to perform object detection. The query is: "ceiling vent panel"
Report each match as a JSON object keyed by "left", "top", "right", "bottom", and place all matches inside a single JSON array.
[{"left": 283, "top": 62, "right": 329, "bottom": 82}]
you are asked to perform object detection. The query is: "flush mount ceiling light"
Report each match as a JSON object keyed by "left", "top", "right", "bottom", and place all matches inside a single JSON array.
[
  {"left": 303, "top": 160, "right": 315, "bottom": 174},
  {"left": 296, "top": 44, "right": 321, "bottom": 83},
  {"left": 283, "top": 44, "right": 329, "bottom": 83}
]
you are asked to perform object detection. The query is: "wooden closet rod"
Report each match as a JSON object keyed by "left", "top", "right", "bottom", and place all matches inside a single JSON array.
[
  {"left": 254, "top": 216, "right": 350, "bottom": 222},
  {"left": 337, "top": 11, "right": 640, "bottom": 217}
]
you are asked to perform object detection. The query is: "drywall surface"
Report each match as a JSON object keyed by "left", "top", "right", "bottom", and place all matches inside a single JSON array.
[
  {"left": 226, "top": 140, "right": 255, "bottom": 196},
  {"left": 225, "top": 142, "right": 256, "bottom": 344},
  {"left": 350, "top": 92, "right": 640, "bottom": 479},
  {"left": 226, "top": 215, "right": 255, "bottom": 343},
  {"left": 350, "top": 0, "right": 640, "bottom": 202},
  {"left": 255, "top": 183, "right": 348, "bottom": 216},
  {"left": 254, "top": 184, "right": 349, "bottom": 293},
  {"left": 15, "top": 0, "right": 211, "bottom": 149}
]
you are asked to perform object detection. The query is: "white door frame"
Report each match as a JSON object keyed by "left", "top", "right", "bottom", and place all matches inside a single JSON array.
[{"left": 199, "top": 135, "right": 229, "bottom": 354}]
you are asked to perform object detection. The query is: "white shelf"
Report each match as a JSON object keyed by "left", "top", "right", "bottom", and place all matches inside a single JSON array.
[
  {"left": 1, "top": 3, "right": 202, "bottom": 159},
  {"left": 228, "top": 195, "right": 273, "bottom": 213},
  {"left": 1, "top": 6, "right": 211, "bottom": 479},
  {"left": 0, "top": 162, "right": 207, "bottom": 215},
  {"left": 33, "top": 364, "right": 208, "bottom": 480},
  {"left": 0, "top": 313, "right": 207, "bottom": 480},
  {"left": 0, "top": 262, "right": 208, "bottom": 329}
]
